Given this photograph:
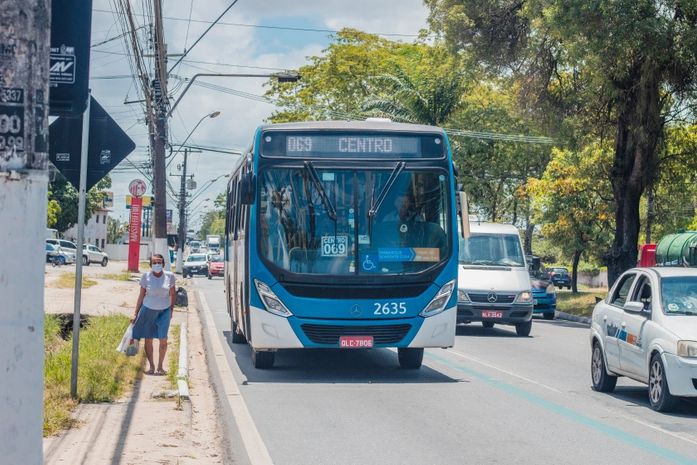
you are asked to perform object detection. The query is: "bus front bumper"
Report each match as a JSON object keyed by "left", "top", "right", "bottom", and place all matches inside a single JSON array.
[{"left": 249, "top": 306, "right": 456, "bottom": 350}]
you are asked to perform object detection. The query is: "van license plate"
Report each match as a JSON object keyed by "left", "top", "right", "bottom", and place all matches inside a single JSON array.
[
  {"left": 339, "top": 336, "right": 374, "bottom": 348},
  {"left": 481, "top": 311, "right": 503, "bottom": 318}
]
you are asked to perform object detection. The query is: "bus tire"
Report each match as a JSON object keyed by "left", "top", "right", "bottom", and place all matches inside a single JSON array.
[
  {"left": 252, "top": 349, "right": 275, "bottom": 369},
  {"left": 398, "top": 348, "right": 423, "bottom": 369},
  {"left": 231, "top": 320, "right": 247, "bottom": 344}
]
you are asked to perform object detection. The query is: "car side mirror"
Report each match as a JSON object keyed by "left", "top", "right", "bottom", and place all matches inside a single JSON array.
[
  {"left": 594, "top": 296, "right": 603, "bottom": 304},
  {"left": 623, "top": 301, "right": 645, "bottom": 314}
]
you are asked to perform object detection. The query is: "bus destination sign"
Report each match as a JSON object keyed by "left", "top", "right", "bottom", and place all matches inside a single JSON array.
[{"left": 262, "top": 132, "right": 444, "bottom": 158}]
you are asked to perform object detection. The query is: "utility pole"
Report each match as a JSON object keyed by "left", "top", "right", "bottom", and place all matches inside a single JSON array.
[
  {"left": 151, "top": 0, "right": 170, "bottom": 266},
  {"left": 175, "top": 148, "right": 189, "bottom": 273},
  {"left": 0, "top": 1, "right": 50, "bottom": 463}
]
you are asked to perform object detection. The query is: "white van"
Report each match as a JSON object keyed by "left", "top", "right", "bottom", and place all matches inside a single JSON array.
[{"left": 456, "top": 222, "right": 534, "bottom": 336}]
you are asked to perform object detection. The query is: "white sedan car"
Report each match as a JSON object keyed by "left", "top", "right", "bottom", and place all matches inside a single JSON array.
[{"left": 590, "top": 267, "right": 697, "bottom": 411}]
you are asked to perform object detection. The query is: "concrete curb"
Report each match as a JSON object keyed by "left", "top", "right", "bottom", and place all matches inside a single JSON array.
[
  {"left": 176, "top": 320, "right": 190, "bottom": 399},
  {"left": 554, "top": 310, "right": 591, "bottom": 326}
]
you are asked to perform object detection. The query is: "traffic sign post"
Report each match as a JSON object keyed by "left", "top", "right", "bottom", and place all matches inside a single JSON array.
[{"left": 128, "top": 179, "right": 147, "bottom": 272}]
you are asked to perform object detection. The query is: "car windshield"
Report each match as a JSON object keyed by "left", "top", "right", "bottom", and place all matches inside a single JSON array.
[
  {"left": 209, "top": 256, "right": 223, "bottom": 262},
  {"left": 661, "top": 276, "right": 697, "bottom": 315},
  {"left": 259, "top": 167, "right": 450, "bottom": 275},
  {"left": 459, "top": 233, "right": 525, "bottom": 267},
  {"left": 187, "top": 255, "right": 206, "bottom": 262}
]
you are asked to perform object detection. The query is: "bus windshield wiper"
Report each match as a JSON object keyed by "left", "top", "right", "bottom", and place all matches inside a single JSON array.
[
  {"left": 304, "top": 161, "right": 337, "bottom": 220},
  {"left": 368, "top": 161, "right": 405, "bottom": 220}
]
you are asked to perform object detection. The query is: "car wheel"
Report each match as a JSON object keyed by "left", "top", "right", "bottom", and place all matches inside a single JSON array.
[
  {"left": 543, "top": 312, "right": 555, "bottom": 320},
  {"left": 231, "top": 320, "right": 247, "bottom": 344},
  {"left": 398, "top": 348, "right": 424, "bottom": 369},
  {"left": 207, "top": 274, "right": 212, "bottom": 280},
  {"left": 83, "top": 256, "right": 89, "bottom": 266},
  {"left": 482, "top": 321, "right": 495, "bottom": 328},
  {"left": 101, "top": 257, "right": 108, "bottom": 267},
  {"left": 251, "top": 349, "right": 275, "bottom": 369},
  {"left": 648, "top": 353, "right": 679, "bottom": 412},
  {"left": 591, "top": 341, "right": 617, "bottom": 392},
  {"left": 515, "top": 320, "right": 532, "bottom": 337}
]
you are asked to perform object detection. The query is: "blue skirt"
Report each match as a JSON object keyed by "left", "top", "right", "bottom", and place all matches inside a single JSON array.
[{"left": 132, "top": 306, "right": 172, "bottom": 339}]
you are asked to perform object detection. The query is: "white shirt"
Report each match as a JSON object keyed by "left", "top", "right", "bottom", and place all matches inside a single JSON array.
[{"left": 139, "top": 271, "right": 176, "bottom": 310}]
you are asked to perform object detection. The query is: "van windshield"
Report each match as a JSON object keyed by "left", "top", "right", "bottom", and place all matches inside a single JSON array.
[{"left": 459, "top": 233, "right": 525, "bottom": 267}]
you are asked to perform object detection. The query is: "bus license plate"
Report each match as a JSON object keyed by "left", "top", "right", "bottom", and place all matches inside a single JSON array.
[
  {"left": 339, "top": 336, "right": 374, "bottom": 349},
  {"left": 481, "top": 310, "right": 503, "bottom": 318}
]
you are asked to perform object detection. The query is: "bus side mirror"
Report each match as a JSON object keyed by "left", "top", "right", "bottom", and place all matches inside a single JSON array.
[
  {"left": 240, "top": 173, "right": 256, "bottom": 205},
  {"left": 458, "top": 191, "right": 470, "bottom": 239}
]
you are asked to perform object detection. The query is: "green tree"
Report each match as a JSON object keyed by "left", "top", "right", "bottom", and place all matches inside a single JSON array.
[
  {"left": 528, "top": 145, "right": 614, "bottom": 292},
  {"left": 106, "top": 217, "right": 127, "bottom": 244},
  {"left": 48, "top": 175, "right": 112, "bottom": 232},
  {"left": 426, "top": 0, "right": 697, "bottom": 284},
  {"left": 47, "top": 185, "right": 60, "bottom": 228}
]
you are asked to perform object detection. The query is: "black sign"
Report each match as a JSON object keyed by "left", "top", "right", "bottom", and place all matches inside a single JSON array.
[
  {"left": 49, "top": 96, "right": 136, "bottom": 190},
  {"left": 261, "top": 131, "right": 445, "bottom": 159},
  {"left": 49, "top": 0, "right": 93, "bottom": 116}
]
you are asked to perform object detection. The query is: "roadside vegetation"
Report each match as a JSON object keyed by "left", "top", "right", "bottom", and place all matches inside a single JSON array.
[
  {"left": 100, "top": 271, "right": 132, "bottom": 281},
  {"left": 51, "top": 272, "right": 98, "bottom": 289},
  {"left": 167, "top": 324, "right": 181, "bottom": 389},
  {"left": 44, "top": 314, "right": 142, "bottom": 436},
  {"left": 556, "top": 287, "right": 607, "bottom": 318}
]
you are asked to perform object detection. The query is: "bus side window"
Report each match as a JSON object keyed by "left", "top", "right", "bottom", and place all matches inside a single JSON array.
[{"left": 234, "top": 178, "right": 242, "bottom": 240}]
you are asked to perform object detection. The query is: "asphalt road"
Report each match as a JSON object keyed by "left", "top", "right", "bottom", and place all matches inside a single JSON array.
[{"left": 193, "top": 276, "right": 697, "bottom": 465}]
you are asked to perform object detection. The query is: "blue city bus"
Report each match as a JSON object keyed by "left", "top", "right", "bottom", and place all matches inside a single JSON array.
[{"left": 224, "top": 121, "right": 459, "bottom": 369}]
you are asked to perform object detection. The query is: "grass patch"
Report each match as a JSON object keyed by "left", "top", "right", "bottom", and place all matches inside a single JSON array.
[
  {"left": 556, "top": 286, "right": 607, "bottom": 317},
  {"left": 167, "top": 324, "right": 181, "bottom": 389},
  {"left": 100, "top": 271, "right": 132, "bottom": 281},
  {"left": 51, "top": 272, "right": 98, "bottom": 289},
  {"left": 44, "top": 314, "right": 143, "bottom": 436}
]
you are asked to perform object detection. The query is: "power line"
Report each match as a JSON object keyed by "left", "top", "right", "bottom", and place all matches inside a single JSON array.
[{"left": 92, "top": 8, "right": 420, "bottom": 38}]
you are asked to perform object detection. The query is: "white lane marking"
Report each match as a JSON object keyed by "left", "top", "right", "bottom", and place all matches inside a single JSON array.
[
  {"left": 445, "top": 348, "right": 563, "bottom": 394},
  {"left": 198, "top": 291, "right": 274, "bottom": 465},
  {"left": 621, "top": 415, "right": 697, "bottom": 447}
]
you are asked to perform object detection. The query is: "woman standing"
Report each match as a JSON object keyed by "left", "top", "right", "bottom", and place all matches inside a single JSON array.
[{"left": 132, "top": 254, "right": 176, "bottom": 375}]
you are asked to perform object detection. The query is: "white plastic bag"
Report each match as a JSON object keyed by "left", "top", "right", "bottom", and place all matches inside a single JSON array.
[{"left": 116, "top": 324, "right": 134, "bottom": 353}]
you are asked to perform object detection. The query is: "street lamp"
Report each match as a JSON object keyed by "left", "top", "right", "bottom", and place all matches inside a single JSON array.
[{"left": 173, "top": 110, "right": 221, "bottom": 273}]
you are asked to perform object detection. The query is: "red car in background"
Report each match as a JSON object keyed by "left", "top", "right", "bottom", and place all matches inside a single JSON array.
[{"left": 207, "top": 255, "right": 224, "bottom": 279}]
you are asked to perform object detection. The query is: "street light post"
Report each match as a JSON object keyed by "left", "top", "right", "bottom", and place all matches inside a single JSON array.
[{"left": 173, "top": 111, "right": 220, "bottom": 273}]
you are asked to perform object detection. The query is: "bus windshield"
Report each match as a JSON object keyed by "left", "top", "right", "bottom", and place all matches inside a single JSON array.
[
  {"left": 259, "top": 167, "right": 450, "bottom": 276},
  {"left": 459, "top": 233, "right": 525, "bottom": 267}
]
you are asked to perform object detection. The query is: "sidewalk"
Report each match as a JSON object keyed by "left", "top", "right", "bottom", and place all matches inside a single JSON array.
[{"left": 43, "top": 262, "right": 224, "bottom": 464}]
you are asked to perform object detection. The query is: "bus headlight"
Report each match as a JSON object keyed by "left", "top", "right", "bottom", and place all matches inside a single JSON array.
[
  {"left": 516, "top": 291, "right": 533, "bottom": 304},
  {"left": 677, "top": 341, "right": 697, "bottom": 358},
  {"left": 254, "top": 279, "right": 293, "bottom": 318},
  {"left": 421, "top": 280, "right": 456, "bottom": 317},
  {"left": 457, "top": 289, "right": 470, "bottom": 303}
]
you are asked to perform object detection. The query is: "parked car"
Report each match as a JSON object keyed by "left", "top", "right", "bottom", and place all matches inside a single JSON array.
[
  {"left": 531, "top": 277, "right": 557, "bottom": 320},
  {"left": 590, "top": 267, "right": 697, "bottom": 411},
  {"left": 548, "top": 267, "right": 572, "bottom": 289},
  {"left": 45, "top": 243, "right": 74, "bottom": 265},
  {"left": 189, "top": 240, "right": 202, "bottom": 253},
  {"left": 207, "top": 255, "right": 224, "bottom": 279},
  {"left": 83, "top": 244, "right": 109, "bottom": 267},
  {"left": 46, "top": 238, "right": 88, "bottom": 265},
  {"left": 183, "top": 253, "right": 209, "bottom": 278},
  {"left": 457, "top": 222, "right": 534, "bottom": 336}
]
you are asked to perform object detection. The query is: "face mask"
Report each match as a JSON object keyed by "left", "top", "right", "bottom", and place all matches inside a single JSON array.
[{"left": 152, "top": 264, "right": 164, "bottom": 273}]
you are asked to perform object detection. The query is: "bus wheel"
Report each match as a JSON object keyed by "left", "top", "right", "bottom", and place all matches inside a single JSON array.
[
  {"left": 231, "top": 320, "right": 247, "bottom": 344},
  {"left": 252, "top": 349, "right": 275, "bottom": 369},
  {"left": 398, "top": 348, "right": 423, "bottom": 369}
]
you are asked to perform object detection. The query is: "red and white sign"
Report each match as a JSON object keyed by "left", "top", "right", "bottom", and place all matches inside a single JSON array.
[
  {"left": 128, "top": 178, "right": 147, "bottom": 198},
  {"left": 339, "top": 335, "right": 374, "bottom": 348},
  {"left": 127, "top": 196, "right": 143, "bottom": 272},
  {"left": 481, "top": 310, "right": 503, "bottom": 319}
]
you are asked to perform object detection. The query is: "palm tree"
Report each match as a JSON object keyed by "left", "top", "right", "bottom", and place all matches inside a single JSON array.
[{"left": 363, "top": 66, "right": 465, "bottom": 126}]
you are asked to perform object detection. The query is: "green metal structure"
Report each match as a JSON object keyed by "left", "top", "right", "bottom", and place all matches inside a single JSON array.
[{"left": 655, "top": 232, "right": 697, "bottom": 267}]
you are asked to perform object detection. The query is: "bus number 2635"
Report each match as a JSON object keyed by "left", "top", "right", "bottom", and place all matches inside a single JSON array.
[{"left": 374, "top": 302, "right": 407, "bottom": 315}]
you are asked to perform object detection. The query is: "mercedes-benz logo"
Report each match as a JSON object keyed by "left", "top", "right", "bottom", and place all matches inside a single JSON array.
[
  {"left": 351, "top": 305, "right": 362, "bottom": 316},
  {"left": 487, "top": 292, "right": 498, "bottom": 303}
]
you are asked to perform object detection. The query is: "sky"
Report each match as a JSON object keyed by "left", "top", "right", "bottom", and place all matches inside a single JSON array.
[{"left": 88, "top": 0, "right": 429, "bottom": 228}]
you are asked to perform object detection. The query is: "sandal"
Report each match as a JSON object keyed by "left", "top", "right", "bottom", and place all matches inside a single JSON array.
[
  {"left": 155, "top": 369, "right": 167, "bottom": 376},
  {"left": 145, "top": 368, "right": 155, "bottom": 375}
]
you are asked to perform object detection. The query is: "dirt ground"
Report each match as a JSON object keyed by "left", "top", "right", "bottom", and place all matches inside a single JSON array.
[{"left": 43, "top": 261, "right": 225, "bottom": 464}]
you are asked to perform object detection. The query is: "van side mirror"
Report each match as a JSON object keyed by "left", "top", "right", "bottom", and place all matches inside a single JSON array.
[
  {"left": 623, "top": 301, "right": 645, "bottom": 314},
  {"left": 240, "top": 173, "right": 256, "bottom": 205}
]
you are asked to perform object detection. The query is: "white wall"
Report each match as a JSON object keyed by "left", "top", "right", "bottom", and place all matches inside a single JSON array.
[
  {"left": 64, "top": 208, "right": 109, "bottom": 249},
  {"left": 105, "top": 243, "right": 152, "bottom": 261}
]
